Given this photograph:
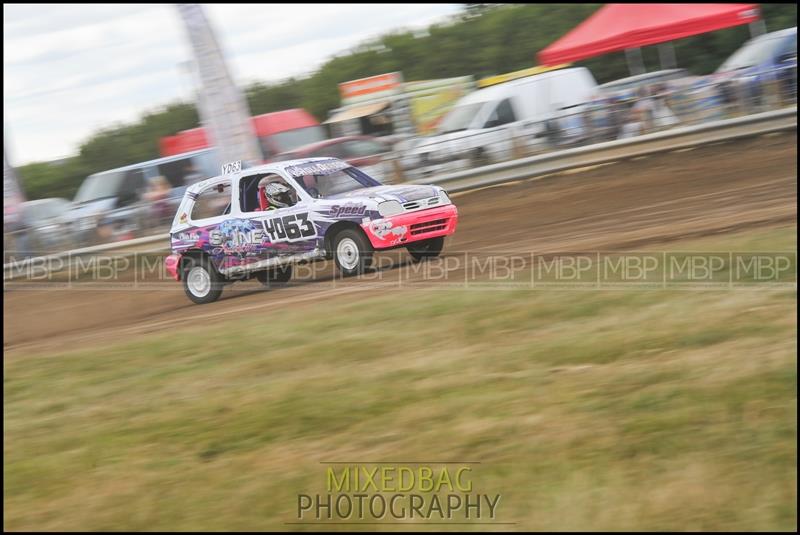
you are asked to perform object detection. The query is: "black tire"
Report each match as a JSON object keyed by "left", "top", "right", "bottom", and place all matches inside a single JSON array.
[
  {"left": 407, "top": 236, "right": 444, "bottom": 262},
  {"left": 255, "top": 264, "right": 292, "bottom": 287},
  {"left": 332, "top": 228, "right": 374, "bottom": 277},
  {"left": 182, "top": 256, "right": 223, "bottom": 305}
]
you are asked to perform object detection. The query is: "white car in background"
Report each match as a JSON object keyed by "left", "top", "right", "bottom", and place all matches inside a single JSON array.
[
  {"left": 17, "top": 198, "right": 72, "bottom": 253},
  {"left": 403, "top": 67, "right": 599, "bottom": 178}
]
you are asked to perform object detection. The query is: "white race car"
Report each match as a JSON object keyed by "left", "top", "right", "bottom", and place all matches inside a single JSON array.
[{"left": 165, "top": 158, "right": 459, "bottom": 303}]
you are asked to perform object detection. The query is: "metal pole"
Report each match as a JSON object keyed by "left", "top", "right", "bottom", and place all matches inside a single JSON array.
[
  {"left": 749, "top": 19, "right": 766, "bottom": 38},
  {"left": 658, "top": 42, "right": 677, "bottom": 70},
  {"left": 625, "top": 48, "right": 645, "bottom": 76}
]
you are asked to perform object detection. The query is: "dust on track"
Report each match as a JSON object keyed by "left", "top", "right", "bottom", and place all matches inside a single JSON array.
[{"left": 4, "top": 133, "right": 797, "bottom": 356}]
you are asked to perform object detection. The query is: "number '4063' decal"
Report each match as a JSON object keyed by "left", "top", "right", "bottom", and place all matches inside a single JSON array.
[{"left": 262, "top": 213, "right": 316, "bottom": 242}]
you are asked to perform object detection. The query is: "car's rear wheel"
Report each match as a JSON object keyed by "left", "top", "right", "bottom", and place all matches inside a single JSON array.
[
  {"left": 407, "top": 236, "right": 444, "bottom": 262},
  {"left": 255, "top": 264, "right": 292, "bottom": 287},
  {"left": 333, "top": 229, "right": 374, "bottom": 277},
  {"left": 183, "top": 256, "right": 223, "bottom": 304}
]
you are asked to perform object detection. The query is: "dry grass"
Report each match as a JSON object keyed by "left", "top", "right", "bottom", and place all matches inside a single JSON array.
[{"left": 4, "top": 227, "right": 797, "bottom": 531}]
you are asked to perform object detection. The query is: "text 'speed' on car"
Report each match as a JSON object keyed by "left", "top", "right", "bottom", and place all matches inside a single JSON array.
[{"left": 165, "top": 158, "right": 459, "bottom": 304}]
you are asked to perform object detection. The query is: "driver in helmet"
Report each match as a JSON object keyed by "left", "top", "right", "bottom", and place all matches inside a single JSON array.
[{"left": 262, "top": 181, "right": 295, "bottom": 210}]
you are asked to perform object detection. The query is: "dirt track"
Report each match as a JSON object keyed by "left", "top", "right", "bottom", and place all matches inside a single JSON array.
[{"left": 4, "top": 133, "right": 797, "bottom": 355}]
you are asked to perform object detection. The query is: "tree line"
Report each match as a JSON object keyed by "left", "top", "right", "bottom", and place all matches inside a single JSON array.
[{"left": 16, "top": 3, "right": 797, "bottom": 200}]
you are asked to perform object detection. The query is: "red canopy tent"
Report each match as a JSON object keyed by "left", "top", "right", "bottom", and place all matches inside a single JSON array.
[{"left": 538, "top": 4, "right": 761, "bottom": 66}]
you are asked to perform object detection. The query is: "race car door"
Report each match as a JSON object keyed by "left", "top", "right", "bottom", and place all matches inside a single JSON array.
[{"left": 237, "top": 172, "right": 320, "bottom": 262}]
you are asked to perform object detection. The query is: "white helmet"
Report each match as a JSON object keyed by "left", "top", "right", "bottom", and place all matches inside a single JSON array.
[{"left": 264, "top": 182, "right": 293, "bottom": 209}]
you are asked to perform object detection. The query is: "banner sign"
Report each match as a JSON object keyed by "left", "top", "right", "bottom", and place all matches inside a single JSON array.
[
  {"left": 176, "top": 4, "right": 261, "bottom": 169},
  {"left": 339, "top": 72, "right": 403, "bottom": 106}
]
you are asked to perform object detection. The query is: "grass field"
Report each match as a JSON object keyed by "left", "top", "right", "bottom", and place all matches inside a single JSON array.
[{"left": 4, "top": 226, "right": 797, "bottom": 531}]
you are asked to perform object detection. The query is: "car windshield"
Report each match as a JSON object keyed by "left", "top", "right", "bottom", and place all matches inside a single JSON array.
[
  {"left": 286, "top": 161, "right": 381, "bottom": 199},
  {"left": 717, "top": 34, "right": 789, "bottom": 72},
  {"left": 73, "top": 171, "right": 126, "bottom": 204},
  {"left": 436, "top": 102, "right": 485, "bottom": 134}
]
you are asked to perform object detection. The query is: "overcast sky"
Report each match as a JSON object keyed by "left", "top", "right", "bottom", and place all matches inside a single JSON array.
[{"left": 3, "top": 3, "right": 461, "bottom": 165}]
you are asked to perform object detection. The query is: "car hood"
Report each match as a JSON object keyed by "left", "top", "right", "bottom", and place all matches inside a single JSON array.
[
  {"left": 63, "top": 197, "right": 116, "bottom": 222},
  {"left": 326, "top": 184, "right": 440, "bottom": 204}
]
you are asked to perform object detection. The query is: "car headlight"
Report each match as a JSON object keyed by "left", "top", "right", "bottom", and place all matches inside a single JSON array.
[
  {"left": 378, "top": 200, "right": 403, "bottom": 218},
  {"left": 438, "top": 189, "right": 451, "bottom": 205}
]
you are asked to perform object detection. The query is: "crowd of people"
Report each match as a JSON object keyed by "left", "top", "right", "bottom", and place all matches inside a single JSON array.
[{"left": 545, "top": 67, "right": 796, "bottom": 148}]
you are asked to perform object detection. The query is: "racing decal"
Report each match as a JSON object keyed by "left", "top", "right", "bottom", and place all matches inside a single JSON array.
[
  {"left": 371, "top": 220, "right": 407, "bottom": 239},
  {"left": 179, "top": 212, "right": 189, "bottom": 224},
  {"left": 329, "top": 203, "right": 367, "bottom": 218},
  {"left": 262, "top": 212, "right": 317, "bottom": 243},
  {"left": 176, "top": 230, "right": 202, "bottom": 242},
  {"left": 209, "top": 219, "right": 268, "bottom": 254},
  {"left": 285, "top": 159, "right": 349, "bottom": 178}
]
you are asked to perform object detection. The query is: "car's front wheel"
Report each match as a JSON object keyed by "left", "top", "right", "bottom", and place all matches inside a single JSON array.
[
  {"left": 183, "top": 256, "right": 223, "bottom": 304},
  {"left": 333, "top": 229, "right": 374, "bottom": 277},
  {"left": 407, "top": 236, "right": 444, "bottom": 262}
]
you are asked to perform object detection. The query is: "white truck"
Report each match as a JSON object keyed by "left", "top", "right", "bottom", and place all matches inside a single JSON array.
[{"left": 403, "top": 67, "right": 598, "bottom": 177}]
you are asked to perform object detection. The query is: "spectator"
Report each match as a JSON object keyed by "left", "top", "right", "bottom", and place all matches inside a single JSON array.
[
  {"left": 650, "top": 83, "right": 679, "bottom": 129},
  {"left": 617, "top": 94, "right": 645, "bottom": 139},
  {"left": 632, "top": 86, "right": 656, "bottom": 132},
  {"left": 556, "top": 105, "right": 585, "bottom": 146},
  {"left": 607, "top": 96, "right": 629, "bottom": 140},
  {"left": 718, "top": 79, "right": 739, "bottom": 117},
  {"left": 544, "top": 115, "right": 561, "bottom": 147},
  {"left": 618, "top": 107, "right": 643, "bottom": 139},
  {"left": 143, "top": 176, "right": 172, "bottom": 223}
]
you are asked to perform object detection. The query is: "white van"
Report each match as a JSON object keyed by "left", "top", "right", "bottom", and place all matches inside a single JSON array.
[{"left": 404, "top": 67, "right": 598, "bottom": 175}]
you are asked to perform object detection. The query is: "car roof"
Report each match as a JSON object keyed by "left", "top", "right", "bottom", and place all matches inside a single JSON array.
[
  {"left": 21, "top": 198, "right": 68, "bottom": 206},
  {"left": 762, "top": 26, "right": 797, "bottom": 39},
  {"left": 738, "top": 26, "right": 796, "bottom": 47},
  {"left": 186, "top": 157, "right": 347, "bottom": 194},
  {"left": 89, "top": 147, "right": 215, "bottom": 176},
  {"left": 457, "top": 67, "right": 590, "bottom": 105}
]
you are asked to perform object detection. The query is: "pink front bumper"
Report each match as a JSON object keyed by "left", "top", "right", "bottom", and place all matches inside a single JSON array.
[
  {"left": 165, "top": 254, "right": 181, "bottom": 281},
  {"left": 362, "top": 204, "right": 459, "bottom": 249}
]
